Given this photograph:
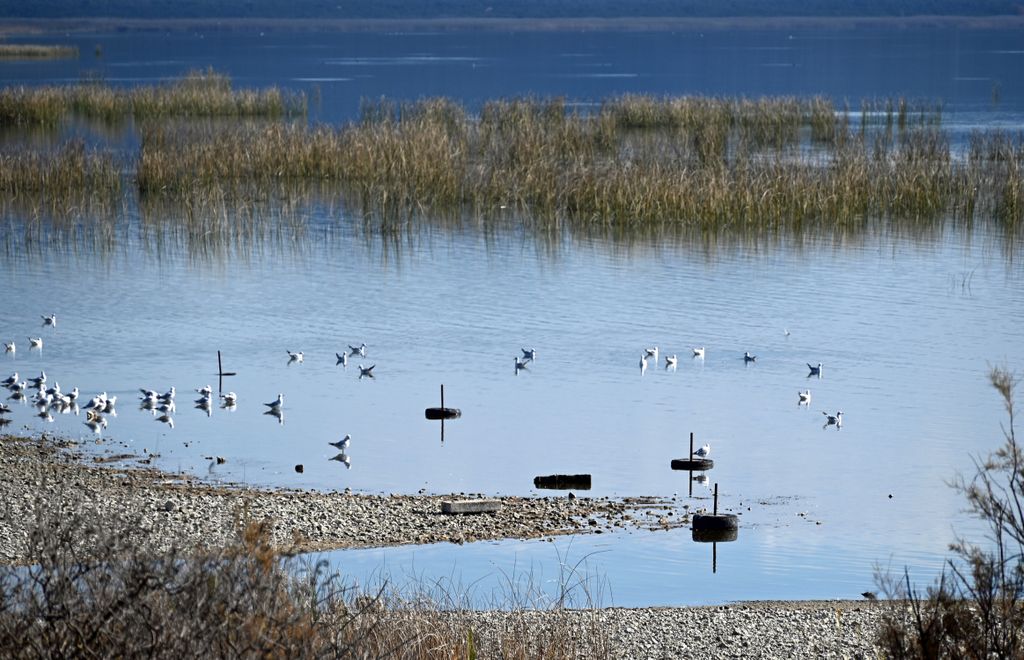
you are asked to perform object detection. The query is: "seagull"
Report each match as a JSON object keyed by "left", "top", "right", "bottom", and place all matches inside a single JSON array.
[
  {"left": 823, "top": 411, "right": 843, "bottom": 427},
  {"left": 807, "top": 362, "right": 822, "bottom": 377},
  {"left": 329, "top": 434, "right": 351, "bottom": 451},
  {"left": 692, "top": 347, "right": 705, "bottom": 358},
  {"left": 219, "top": 391, "right": 238, "bottom": 407},
  {"left": 0, "top": 403, "right": 11, "bottom": 414},
  {"left": 358, "top": 364, "right": 375, "bottom": 379},
  {"left": 744, "top": 352, "right": 757, "bottom": 363},
  {"left": 84, "top": 392, "right": 107, "bottom": 410},
  {"left": 195, "top": 385, "right": 212, "bottom": 397},
  {"left": 798, "top": 390, "right": 812, "bottom": 404},
  {"left": 2, "top": 372, "right": 17, "bottom": 388},
  {"left": 287, "top": 350, "right": 304, "bottom": 364},
  {"left": 28, "top": 372, "right": 46, "bottom": 388},
  {"left": 514, "top": 356, "right": 528, "bottom": 373},
  {"left": 336, "top": 352, "right": 348, "bottom": 367},
  {"left": 67, "top": 387, "right": 79, "bottom": 403},
  {"left": 44, "top": 382, "right": 61, "bottom": 397},
  {"left": 263, "top": 393, "right": 284, "bottom": 410},
  {"left": 330, "top": 452, "right": 352, "bottom": 468},
  {"left": 694, "top": 444, "right": 711, "bottom": 458},
  {"left": 195, "top": 394, "right": 212, "bottom": 408},
  {"left": 639, "top": 354, "right": 648, "bottom": 375},
  {"left": 3, "top": 342, "right": 13, "bottom": 354},
  {"left": 665, "top": 354, "right": 678, "bottom": 368},
  {"left": 28, "top": 337, "right": 42, "bottom": 349},
  {"left": 521, "top": 348, "right": 537, "bottom": 362},
  {"left": 349, "top": 343, "right": 367, "bottom": 357},
  {"left": 157, "top": 387, "right": 175, "bottom": 403},
  {"left": 41, "top": 314, "right": 56, "bottom": 328},
  {"left": 644, "top": 346, "right": 659, "bottom": 363}
]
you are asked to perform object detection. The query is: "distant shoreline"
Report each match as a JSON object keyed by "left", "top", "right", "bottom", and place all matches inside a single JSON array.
[{"left": 2, "top": 14, "right": 1023, "bottom": 36}]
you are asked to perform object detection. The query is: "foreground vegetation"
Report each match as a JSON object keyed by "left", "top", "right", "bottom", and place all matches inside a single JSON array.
[
  {"left": 877, "top": 367, "right": 1024, "bottom": 658},
  {"left": 0, "top": 504, "right": 609, "bottom": 658}
]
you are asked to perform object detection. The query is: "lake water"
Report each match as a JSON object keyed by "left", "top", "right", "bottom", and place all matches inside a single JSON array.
[{"left": 2, "top": 23, "right": 1023, "bottom": 606}]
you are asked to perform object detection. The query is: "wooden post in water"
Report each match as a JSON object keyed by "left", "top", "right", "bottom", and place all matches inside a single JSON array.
[
  {"left": 440, "top": 384, "right": 445, "bottom": 444},
  {"left": 714, "top": 483, "right": 719, "bottom": 516},
  {"left": 218, "top": 351, "right": 224, "bottom": 393},
  {"left": 689, "top": 432, "right": 694, "bottom": 461}
]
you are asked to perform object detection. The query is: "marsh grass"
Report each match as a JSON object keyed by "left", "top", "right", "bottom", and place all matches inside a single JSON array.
[
  {"left": 0, "top": 44, "right": 78, "bottom": 59},
  {"left": 0, "top": 493, "right": 611, "bottom": 659},
  {"left": 1, "top": 90, "right": 1021, "bottom": 253},
  {"left": 0, "top": 68, "right": 305, "bottom": 127}
]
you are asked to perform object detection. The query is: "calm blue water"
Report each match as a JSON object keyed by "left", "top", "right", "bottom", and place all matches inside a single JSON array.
[{"left": 1, "top": 25, "right": 1023, "bottom": 606}]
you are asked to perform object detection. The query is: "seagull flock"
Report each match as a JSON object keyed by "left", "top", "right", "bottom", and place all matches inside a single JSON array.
[{"left": 2, "top": 313, "right": 846, "bottom": 479}]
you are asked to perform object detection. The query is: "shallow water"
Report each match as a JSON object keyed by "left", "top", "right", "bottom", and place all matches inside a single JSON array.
[{"left": 1, "top": 24, "right": 1023, "bottom": 605}]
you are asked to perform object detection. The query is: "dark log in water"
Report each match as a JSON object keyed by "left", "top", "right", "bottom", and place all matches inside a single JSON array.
[{"left": 533, "top": 474, "right": 592, "bottom": 490}]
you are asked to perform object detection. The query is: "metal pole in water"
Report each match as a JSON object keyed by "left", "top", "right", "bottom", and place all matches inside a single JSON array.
[
  {"left": 218, "top": 351, "right": 224, "bottom": 393},
  {"left": 689, "top": 431, "right": 694, "bottom": 461},
  {"left": 714, "top": 483, "right": 719, "bottom": 516},
  {"left": 441, "top": 383, "right": 445, "bottom": 409}
]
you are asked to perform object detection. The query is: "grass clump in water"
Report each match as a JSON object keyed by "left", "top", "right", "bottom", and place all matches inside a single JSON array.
[{"left": 0, "top": 44, "right": 78, "bottom": 59}]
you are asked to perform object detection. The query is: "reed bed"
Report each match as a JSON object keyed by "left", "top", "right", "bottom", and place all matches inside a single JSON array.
[
  {"left": 0, "top": 44, "right": 78, "bottom": 59},
  {"left": 1, "top": 91, "right": 1021, "bottom": 251},
  {"left": 0, "top": 69, "right": 305, "bottom": 127}
]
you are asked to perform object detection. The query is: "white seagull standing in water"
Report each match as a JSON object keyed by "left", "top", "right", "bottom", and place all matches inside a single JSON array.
[
  {"left": 639, "top": 354, "right": 648, "bottom": 375},
  {"left": 287, "top": 350, "right": 304, "bottom": 364},
  {"left": 336, "top": 352, "right": 348, "bottom": 367},
  {"left": 349, "top": 343, "right": 367, "bottom": 357},
  {"left": 521, "top": 348, "right": 537, "bottom": 362},
  {"left": 2, "top": 372, "right": 17, "bottom": 388},
  {"left": 694, "top": 443, "right": 711, "bottom": 458},
  {"left": 3, "top": 341, "right": 14, "bottom": 354},
  {"left": 798, "top": 390, "right": 812, "bottom": 404},
  {"left": 744, "top": 351, "right": 757, "bottom": 363},
  {"left": 28, "top": 337, "right": 43, "bottom": 350},
  {"left": 358, "top": 364, "right": 375, "bottom": 379},
  {"left": 329, "top": 434, "right": 351, "bottom": 451},
  {"left": 665, "top": 354, "right": 678, "bottom": 368},
  {"left": 41, "top": 314, "right": 56, "bottom": 328},
  {"left": 196, "top": 385, "right": 212, "bottom": 398},
  {"left": 807, "top": 362, "right": 822, "bottom": 377},
  {"left": 644, "top": 346, "right": 659, "bottom": 364},
  {"left": 219, "top": 391, "right": 237, "bottom": 407},
  {"left": 514, "top": 356, "right": 528, "bottom": 373},
  {"left": 264, "top": 393, "right": 284, "bottom": 411},
  {"left": 692, "top": 347, "right": 705, "bottom": 358}
]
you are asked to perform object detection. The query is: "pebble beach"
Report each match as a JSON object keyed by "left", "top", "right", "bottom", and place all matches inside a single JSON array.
[{"left": 0, "top": 433, "right": 887, "bottom": 657}]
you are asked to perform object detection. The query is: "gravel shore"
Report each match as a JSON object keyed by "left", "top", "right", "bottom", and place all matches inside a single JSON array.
[
  {"left": 0, "top": 433, "right": 686, "bottom": 563},
  {"left": 0, "top": 433, "right": 888, "bottom": 656}
]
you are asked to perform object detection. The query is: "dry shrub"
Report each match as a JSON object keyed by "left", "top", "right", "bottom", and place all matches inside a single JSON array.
[{"left": 877, "top": 367, "right": 1024, "bottom": 659}]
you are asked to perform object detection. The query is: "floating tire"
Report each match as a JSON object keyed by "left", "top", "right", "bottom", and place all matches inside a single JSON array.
[
  {"left": 671, "top": 458, "right": 714, "bottom": 471},
  {"left": 425, "top": 407, "right": 461, "bottom": 420},
  {"left": 692, "top": 513, "right": 738, "bottom": 532},
  {"left": 692, "top": 527, "right": 738, "bottom": 543},
  {"left": 533, "top": 474, "right": 592, "bottom": 490}
]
